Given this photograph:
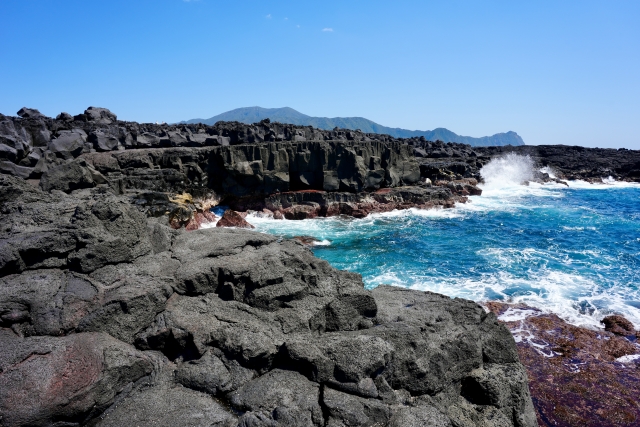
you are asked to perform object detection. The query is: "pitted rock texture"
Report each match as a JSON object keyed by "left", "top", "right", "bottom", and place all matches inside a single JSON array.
[
  {"left": 0, "top": 174, "right": 536, "bottom": 426},
  {"left": 486, "top": 302, "right": 640, "bottom": 427}
]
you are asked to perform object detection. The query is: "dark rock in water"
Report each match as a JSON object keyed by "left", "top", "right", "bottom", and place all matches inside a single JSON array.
[
  {"left": 601, "top": 314, "right": 635, "bottom": 336},
  {"left": 0, "top": 173, "right": 535, "bottom": 426},
  {"left": 293, "top": 235, "right": 323, "bottom": 246},
  {"left": 216, "top": 209, "right": 254, "bottom": 228}
]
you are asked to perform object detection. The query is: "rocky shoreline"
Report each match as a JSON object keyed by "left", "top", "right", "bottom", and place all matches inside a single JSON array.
[
  {"left": 2, "top": 106, "right": 640, "bottom": 426},
  {"left": 0, "top": 174, "right": 536, "bottom": 426},
  {"left": 485, "top": 303, "right": 640, "bottom": 427}
]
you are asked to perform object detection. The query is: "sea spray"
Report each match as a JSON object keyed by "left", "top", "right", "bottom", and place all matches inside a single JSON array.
[{"left": 480, "top": 153, "right": 535, "bottom": 190}]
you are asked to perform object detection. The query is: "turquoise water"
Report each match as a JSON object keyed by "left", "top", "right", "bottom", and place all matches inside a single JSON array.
[{"left": 241, "top": 157, "right": 640, "bottom": 328}]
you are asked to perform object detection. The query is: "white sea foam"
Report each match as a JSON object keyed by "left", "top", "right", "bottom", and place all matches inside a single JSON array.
[
  {"left": 616, "top": 354, "right": 640, "bottom": 363},
  {"left": 200, "top": 218, "right": 220, "bottom": 228},
  {"left": 567, "top": 178, "right": 640, "bottom": 189},
  {"left": 373, "top": 265, "right": 640, "bottom": 330},
  {"left": 539, "top": 165, "right": 558, "bottom": 179},
  {"left": 498, "top": 308, "right": 539, "bottom": 322},
  {"left": 480, "top": 153, "right": 535, "bottom": 188}
]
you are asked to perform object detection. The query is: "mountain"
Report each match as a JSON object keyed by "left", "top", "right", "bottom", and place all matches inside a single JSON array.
[{"left": 180, "top": 107, "right": 524, "bottom": 147}]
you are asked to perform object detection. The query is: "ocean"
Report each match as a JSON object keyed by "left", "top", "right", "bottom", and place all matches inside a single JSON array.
[{"left": 236, "top": 154, "right": 640, "bottom": 329}]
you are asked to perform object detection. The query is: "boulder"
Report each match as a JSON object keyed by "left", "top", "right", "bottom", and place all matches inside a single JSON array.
[
  {"left": 216, "top": 209, "right": 255, "bottom": 228},
  {"left": 48, "top": 130, "right": 86, "bottom": 159},
  {"left": 0, "top": 119, "right": 32, "bottom": 162},
  {"left": 39, "top": 159, "right": 95, "bottom": 192},
  {"left": 0, "top": 331, "right": 153, "bottom": 427},
  {"left": 84, "top": 106, "right": 117, "bottom": 124},
  {"left": 16, "top": 107, "right": 45, "bottom": 119},
  {"left": 0, "top": 161, "right": 33, "bottom": 179},
  {"left": 89, "top": 130, "right": 121, "bottom": 151},
  {"left": 601, "top": 315, "right": 635, "bottom": 336},
  {"left": 56, "top": 112, "right": 73, "bottom": 121}
]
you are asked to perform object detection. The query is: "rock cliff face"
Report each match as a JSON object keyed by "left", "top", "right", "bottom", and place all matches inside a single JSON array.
[
  {"left": 0, "top": 172, "right": 537, "bottom": 426},
  {"left": 1, "top": 107, "right": 484, "bottom": 228}
]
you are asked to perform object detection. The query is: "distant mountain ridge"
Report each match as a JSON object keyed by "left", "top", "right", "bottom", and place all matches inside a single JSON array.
[{"left": 180, "top": 106, "right": 524, "bottom": 147}]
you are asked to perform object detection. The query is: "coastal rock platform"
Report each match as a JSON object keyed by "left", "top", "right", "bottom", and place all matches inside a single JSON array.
[
  {"left": 0, "top": 174, "right": 537, "bottom": 426},
  {"left": 486, "top": 302, "right": 640, "bottom": 427}
]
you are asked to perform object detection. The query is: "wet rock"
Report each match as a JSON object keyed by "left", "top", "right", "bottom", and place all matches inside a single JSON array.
[
  {"left": 487, "top": 302, "right": 640, "bottom": 427},
  {"left": 601, "top": 314, "right": 635, "bottom": 336},
  {"left": 216, "top": 209, "right": 254, "bottom": 228}
]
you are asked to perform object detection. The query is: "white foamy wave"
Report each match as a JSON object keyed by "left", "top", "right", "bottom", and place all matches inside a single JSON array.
[
  {"left": 616, "top": 354, "right": 640, "bottom": 363},
  {"left": 567, "top": 178, "right": 640, "bottom": 189},
  {"left": 497, "top": 307, "right": 539, "bottom": 322},
  {"left": 369, "top": 207, "right": 463, "bottom": 220},
  {"left": 539, "top": 166, "right": 558, "bottom": 179},
  {"left": 480, "top": 153, "right": 535, "bottom": 190},
  {"left": 200, "top": 218, "right": 220, "bottom": 228},
  {"left": 373, "top": 266, "right": 640, "bottom": 330},
  {"left": 313, "top": 239, "right": 332, "bottom": 246}
]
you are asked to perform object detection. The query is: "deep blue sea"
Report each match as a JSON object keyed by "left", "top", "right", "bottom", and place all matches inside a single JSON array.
[{"left": 239, "top": 155, "right": 640, "bottom": 328}]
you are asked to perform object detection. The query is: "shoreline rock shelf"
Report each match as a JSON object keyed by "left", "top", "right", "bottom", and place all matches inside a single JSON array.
[{"left": 0, "top": 174, "right": 536, "bottom": 426}]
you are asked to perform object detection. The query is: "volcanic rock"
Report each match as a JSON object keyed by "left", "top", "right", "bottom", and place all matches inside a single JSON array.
[
  {"left": 601, "top": 314, "right": 635, "bottom": 336},
  {"left": 216, "top": 209, "right": 254, "bottom": 228},
  {"left": 0, "top": 173, "right": 536, "bottom": 426}
]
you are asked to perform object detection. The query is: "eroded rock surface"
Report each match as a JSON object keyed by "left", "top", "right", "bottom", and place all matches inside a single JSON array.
[
  {"left": 0, "top": 174, "right": 536, "bottom": 426},
  {"left": 486, "top": 302, "right": 640, "bottom": 427}
]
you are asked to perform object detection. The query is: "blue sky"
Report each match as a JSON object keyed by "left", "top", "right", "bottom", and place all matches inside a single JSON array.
[{"left": 1, "top": 1, "right": 638, "bottom": 148}]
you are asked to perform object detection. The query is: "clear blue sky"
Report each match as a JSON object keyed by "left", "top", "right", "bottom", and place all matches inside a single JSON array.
[{"left": 1, "top": 1, "right": 638, "bottom": 148}]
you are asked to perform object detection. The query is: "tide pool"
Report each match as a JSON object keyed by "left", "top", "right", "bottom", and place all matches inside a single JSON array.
[{"left": 246, "top": 156, "right": 640, "bottom": 329}]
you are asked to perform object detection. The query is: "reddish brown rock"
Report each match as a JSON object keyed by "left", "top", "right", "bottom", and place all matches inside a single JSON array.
[
  {"left": 0, "top": 331, "right": 152, "bottom": 426},
  {"left": 216, "top": 209, "right": 254, "bottom": 229},
  {"left": 601, "top": 315, "right": 635, "bottom": 336},
  {"left": 273, "top": 209, "right": 284, "bottom": 219},
  {"left": 185, "top": 211, "right": 217, "bottom": 231},
  {"left": 283, "top": 203, "right": 320, "bottom": 220},
  {"left": 485, "top": 302, "right": 640, "bottom": 427}
]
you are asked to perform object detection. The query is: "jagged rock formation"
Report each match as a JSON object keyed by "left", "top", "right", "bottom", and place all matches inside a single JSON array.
[
  {"left": 0, "top": 107, "right": 484, "bottom": 228},
  {"left": 0, "top": 172, "right": 537, "bottom": 426}
]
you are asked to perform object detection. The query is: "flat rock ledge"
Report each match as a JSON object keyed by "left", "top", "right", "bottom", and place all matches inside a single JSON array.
[{"left": 0, "top": 174, "right": 537, "bottom": 427}]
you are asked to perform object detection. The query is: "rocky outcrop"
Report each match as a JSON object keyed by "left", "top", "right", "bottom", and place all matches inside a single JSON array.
[
  {"left": 486, "top": 302, "right": 640, "bottom": 427},
  {"left": 0, "top": 174, "right": 536, "bottom": 426},
  {"left": 5, "top": 106, "right": 637, "bottom": 230}
]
